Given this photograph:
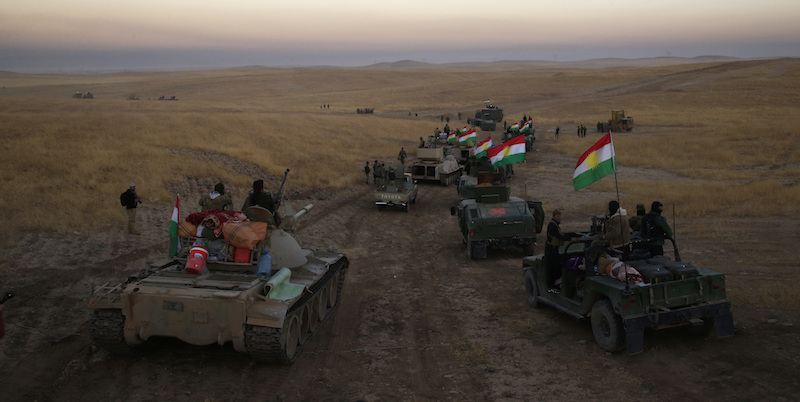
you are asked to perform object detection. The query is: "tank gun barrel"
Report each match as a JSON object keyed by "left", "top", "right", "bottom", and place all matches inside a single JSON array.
[{"left": 280, "top": 203, "right": 313, "bottom": 231}]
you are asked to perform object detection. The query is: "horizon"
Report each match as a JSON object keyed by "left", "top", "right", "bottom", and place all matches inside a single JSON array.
[{"left": 3, "top": 0, "right": 799, "bottom": 73}]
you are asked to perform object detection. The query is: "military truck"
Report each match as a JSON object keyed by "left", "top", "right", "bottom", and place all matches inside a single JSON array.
[
  {"left": 410, "top": 147, "right": 463, "bottom": 185},
  {"left": 374, "top": 169, "right": 418, "bottom": 212},
  {"left": 450, "top": 184, "right": 544, "bottom": 259},
  {"left": 459, "top": 156, "right": 513, "bottom": 192},
  {"left": 522, "top": 237, "right": 733, "bottom": 354},
  {"left": 474, "top": 105, "right": 504, "bottom": 122},
  {"left": 469, "top": 118, "right": 496, "bottom": 131},
  {"left": 598, "top": 109, "right": 634, "bottom": 132},
  {"left": 89, "top": 196, "right": 348, "bottom": 364}
]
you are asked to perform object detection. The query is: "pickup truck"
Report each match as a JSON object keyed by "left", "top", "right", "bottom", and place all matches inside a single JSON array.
[
  {"left": 523, "top": 236, "right": 734, "bottom": 354},
  {"left": 375, "top": 171, "right": 418, "bottom": 212}
]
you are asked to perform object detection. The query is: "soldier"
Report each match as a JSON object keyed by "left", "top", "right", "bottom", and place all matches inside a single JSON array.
[
  {"left": 601, "top": 200, "right": 631, "bottom": 251},
  {"left": 398, "top": 147, "right": 407, "bottom": 166},
  {"left": 545, "top": 210, "right": 579, "bottom": 292},
  {"left": 555, "top": 126, "right": 560, "bottom": 139},
  {"left": 372, "top": 160, "right": 379, "bottom": 184},
  {"left": 419, "top": 137, "right": 425, "bottom": 148},
  {"left": 642, "top": 201, "right": 673, "bottom": 256},
  {"left": 364, "top": 162, "right": 370, "bottom": 184},
  {"left": 199, "top": 183, "right": 232, "bottom": 211},
  {"left": 120, "top": 183, "right": 142, "bottom": 235},
  {"left": 629, "top": 203, "right": 646, "bottom": 235},
  {"left": 374, "top": 163, "right": 385, "bottom": 189}
]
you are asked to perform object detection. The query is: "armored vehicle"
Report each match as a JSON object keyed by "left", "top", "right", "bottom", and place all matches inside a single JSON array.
[
  {"left": 375, "top": 168, "right": 418, "bottom": 212},
  {"left": 469, "top": 118, "right": 496, "bottom": 131},
  {"left": 90, "top": 195, "right": 348, "bottom": 364},
  {"left": 450, "top": 184, "right": 544, "bottom": 259},
  {"left": 474, "top": 105, "right": 504, "bottom": 122},
  {"left": 523, "top": 236, "right": 733, "bottom": 354},
  {"left": 410, "top": 147, "right": 463, "bottom": 185}
]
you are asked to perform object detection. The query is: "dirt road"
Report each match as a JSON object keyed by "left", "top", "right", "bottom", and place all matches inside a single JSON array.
[{"left": 1, "top": 144, "right": 798, "bottom": 401}]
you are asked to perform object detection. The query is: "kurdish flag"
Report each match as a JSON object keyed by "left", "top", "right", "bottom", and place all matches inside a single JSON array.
[
  {"left": 520, "top": 119, "right": 532, "bottom": 133},
  {"left": 168, "top": 195, "right": 180, "bottom": 258},
  {"left": 459, "top": 129, "right": 477, "bottom": 143},
  {"left": 573, "top": 132, "right": 616, "bottom": 190},
  {"left": 461, "top": 126, "right": 469, "bottom": 133},
  {"left": 447, "top": 131, "right": 457, "bottom": 143},
  {"left": 474, "top": 137, "right": 493, "bottom": 159},
  {"left": 488, "top": 135, "right": 526, "bottom": 168},
  {"left": 483, "top": 99, "right": 491, "bottom": 105},
  {"left": 510, "top": 122, "right": 520, "bottom": 132}
]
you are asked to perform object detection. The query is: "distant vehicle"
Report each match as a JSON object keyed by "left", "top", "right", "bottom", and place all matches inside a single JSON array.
[
  {"left": 73, "top": 91, "right": 93, "bottom": 99},
  {"left": 158, "top": 95, "right": 179, "bottom": 101},
  {"left": 474, "top": 104, "right": 503, "bottom": 123},
  {"left": 450, "top": 184, "right": 544, "bottom": 259},
  {"left": 597, "top": 109, "right": 634, "bottom": 132},
  {"left": 469, "top": 118, "right": 496, "bottom": 131},
  {"left": 127, "top": 93, "right": 140, "bottom": 100},
  {"left": 356, "top": 108, "right": 374, "bottom": 114}
]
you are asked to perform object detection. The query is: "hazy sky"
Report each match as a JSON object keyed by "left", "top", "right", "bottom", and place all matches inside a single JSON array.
[{"left": 2, "top": 0, "right": 798, "bottom": 72}]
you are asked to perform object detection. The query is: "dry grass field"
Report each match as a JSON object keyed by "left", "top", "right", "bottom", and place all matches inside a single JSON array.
[{"left": 0, "top": 57, "right": 799, "bottom": 401}]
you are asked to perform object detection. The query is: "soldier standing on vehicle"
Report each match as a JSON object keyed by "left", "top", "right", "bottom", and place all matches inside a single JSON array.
[
  {"left": 364, "top": 162, "right": 370, "bottom": 184},
  {"left": 419, "top": 137, "right": 425, "bottom": 148},
  {"left": 601, "top": 201, "right": 631, "bottom": 252},
  {"left": 629, "top": 203, "right": 646, "bottom": 236},
  {"left": 643, "top": 201, "right": 673, "bottom": 256},
  {"left": 398, "top": 147, "right": 407, "bottom": 166}
]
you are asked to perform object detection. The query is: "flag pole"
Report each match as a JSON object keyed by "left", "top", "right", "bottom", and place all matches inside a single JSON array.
[{"left": 608, "top": 132, "right": 632, "bottom": 294}]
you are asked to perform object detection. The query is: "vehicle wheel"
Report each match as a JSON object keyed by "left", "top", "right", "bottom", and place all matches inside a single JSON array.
[
  {"left": 469, "top": 241, "right": 486, "bottom": 259},
  {"left": 523, "top": 242, "right": 535, "bottom": 256},
  {"left": 524, "top": 269, "right": 541, "bottom": 308},
  {"left": 404, "top": 203, "right": 410, "bottom": 212},
  {"left": 591, "top": 300, "right": 625, "bottom": 353},
  {"left": 467, "top": 240, "right": 474, "bottom": 258}
]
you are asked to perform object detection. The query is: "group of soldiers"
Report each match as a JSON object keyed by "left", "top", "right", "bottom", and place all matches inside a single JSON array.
[
  {"left": 545, "top": 200, "right": 674, "bottom": 289},
  {"left": 576, "top": 125, "right": 588, "bottom": 137},
  {"left": 364, "top": 148, "right": 408, "bottom": 187}
]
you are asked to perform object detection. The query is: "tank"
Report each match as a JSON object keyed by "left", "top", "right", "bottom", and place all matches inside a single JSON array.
[
  {"left": 89, "top": 198, "right": 348, "bottom": 364},
  {"left": 410, "top": 147, "right": 463, "bottom": 185}
]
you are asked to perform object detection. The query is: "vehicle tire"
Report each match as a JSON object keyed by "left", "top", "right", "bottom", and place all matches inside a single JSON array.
[
  {"left": 467, "top": 240, "right": 474, "bottom": 259},
  {"left": 404, "top": 203, "right": 410, "bottom": 213},
  {"left": 591, "top": 300, "right": 626, "bottom": 353},
  {"left": 524, "top": 269, "right": 541, "bottom": 308},
  {"left": 523, "top": 242, "right": 535, "bottom": 256}
]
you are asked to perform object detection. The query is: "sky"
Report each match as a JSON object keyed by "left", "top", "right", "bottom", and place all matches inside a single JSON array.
[{"left": 1, "top": 0, "right": 799, "bottom": 72}]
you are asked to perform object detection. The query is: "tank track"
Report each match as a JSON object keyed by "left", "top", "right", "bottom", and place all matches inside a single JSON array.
[
  {"left": 245, "top": 256, "right": 349, "bottom": 364},
  {"left": 89, "top": 308, "right": 138, "bottom": 355}
]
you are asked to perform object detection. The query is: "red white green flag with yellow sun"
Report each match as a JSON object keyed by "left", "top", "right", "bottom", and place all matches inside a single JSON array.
[
  {"left": 488, "top": 135, "right": 526, "bottom": 168},
  {"left": 573, "top": 132, "right": 616, "bottom": 190}
]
